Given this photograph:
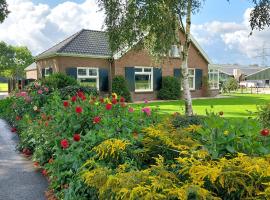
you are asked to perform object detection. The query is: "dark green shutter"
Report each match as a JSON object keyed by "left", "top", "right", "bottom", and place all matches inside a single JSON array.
[
  {"left": 49, "top": 68, "right": 53, "bottom": 75},
  {"left": 153, "top": 67, "right": 162, "bottom": 90},
  {"left": 99, "top": 68, "right": 109, "bottom": 92},
  {"left": 195, "top": 69, "right": 203, "bottom": 90},
  {"left": 41, "top": 68, "right": 45, "bottom": 78},
  {"left": 66, "top": 67, "right": 77, "bottom": 79},
  {"left": 174, "top": 68, "right": 182, "bottom": 79},
  {"left": 125, "top": 67, "right": 135, "bottom": 92}
]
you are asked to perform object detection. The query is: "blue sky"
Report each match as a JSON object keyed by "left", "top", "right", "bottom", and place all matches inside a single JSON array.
[{"left": 1, "top": 0, "right": 270, "bottom": 66}]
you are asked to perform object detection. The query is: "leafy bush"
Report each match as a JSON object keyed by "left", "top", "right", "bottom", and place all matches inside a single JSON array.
[
  {"left": 41, "top": 73, "right": 78, "bottom": 89},
  {"left": 222, "top": 78, "right": 238, "bottom": 93},
  {"left": 157, "top": 76, "right": 181, "bottom": 100},
  {"left": 112, "top": 76, "right": 131, "bottom": 102},
  {"left": 59, "top": 85, "right": 98, "bottom": 100},
  {"left": 257, "top": 103, "right": 270, "bottom": 128},
  {"left": 171, "top": 113, "right": 205, "bottom": 128}
]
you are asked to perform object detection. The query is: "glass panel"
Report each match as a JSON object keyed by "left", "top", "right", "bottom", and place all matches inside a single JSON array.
[
  {"left": 78, "top": 69, "right": 87, "bottom": 76},
  {"left": 135, "top": 68, "right": 142, "bottom": 72},
  {"left": 189, "top": 77, "right": 194, "bottom": 89},
  {"left": 89, "top": 69, "right": 97, "bottom": 76},
  {"left": 188, "top": 69, "right": 195, "bottom": 76},
  {"left": 144, "top": 68, "right": 152, "bottom": 72},
  {"left": 45, "top": 69, "right": 50, "bottom": 76},
  {"left": 78, "top": 78, "right": 97, "bottom": 88},
  {"left": 135, "top": 74, "right": 151, "bottom": 90}
]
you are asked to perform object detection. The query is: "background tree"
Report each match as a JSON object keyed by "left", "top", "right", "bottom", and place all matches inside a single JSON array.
[
  {"left": 0, "top": 0, "right": 9, "bottom": 23},
  {"left": 98, "top": 0, "right": 270, "bottom": 116},
  {"left": 0, "top": 41, "right": 34, "bottom": 79}
]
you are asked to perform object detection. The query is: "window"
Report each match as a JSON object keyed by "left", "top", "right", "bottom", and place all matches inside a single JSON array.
[
  {"left": 208, "top": 69, "right": 219, "bottom": 90},
  {"left": 188, "top": 69, "right": 195, "bottom": 90},
  {"left": 135, "top": 67, "right": 153, "bottom": 92},
  {"left": 77, "top": 67, "right": 99, "bottom": 89},
  {"left": 44, "top": 68, "right": 51, "bottom": 77}
]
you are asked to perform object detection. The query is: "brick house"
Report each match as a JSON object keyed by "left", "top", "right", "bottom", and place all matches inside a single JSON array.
[{"left": 36, "top": 29, "right": 215, "bottom": 101}]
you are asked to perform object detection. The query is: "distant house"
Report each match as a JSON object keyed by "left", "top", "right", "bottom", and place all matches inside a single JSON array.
[
  {"left": 35, "top": 29, "right": 216, "bottom": 101},
  {"left": 245, "top": 67, "right": 270, "bottom": 88},
  {"left": 24, "top": 63, "right": 37, "bottom": 80}
]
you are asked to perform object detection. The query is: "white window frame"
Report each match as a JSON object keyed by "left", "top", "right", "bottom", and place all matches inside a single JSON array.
[
  {"left": 134, "top": 66, "right": 153, "bottom": 92},
  {"left": 77, "top": 67, "right": 99, "bottom": 90},
  {"left": 44, "top": 67, "right": 51, "bottom": 77},
  {"left": 208, "top": 69, "right": 219, "bottom": 90},
  {"left": 188, "top": 68, "right": 196, "bottom": 90}
]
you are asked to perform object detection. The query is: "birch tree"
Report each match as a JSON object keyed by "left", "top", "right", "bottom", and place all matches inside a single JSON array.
[{"left": 0, "top": 0, "right": 9, "bottom": 23}]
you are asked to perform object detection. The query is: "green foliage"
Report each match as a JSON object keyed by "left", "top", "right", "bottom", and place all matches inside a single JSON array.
[
  {"left": 112, "top": 76, "right": 131, "bottom": 102},
  {"left": 59, "top": 85, "right": 98, "bottom": 100},
  {"left": 0, "top": 0, "right": 9, "bottom": 23},
  {"left": 222, "top": 78, "right": 238, "bottom": 93},
  {"left": 202, "top": 75, "right": 210, "bottom": 97},
  {"left": 0, "top": 41, "right": 34, "bottom": 78},
  {"left": 41, "top": 73, "right": 78, "bottom": 89},
  {"left": 157, "top": 76, "right": 181, "bottom": 100},
  {"left": 171, "top": 113, "right": 205, "bottom": 128},
  {"left": 257, "top": 103, "right": 270, "bottom": 128}
]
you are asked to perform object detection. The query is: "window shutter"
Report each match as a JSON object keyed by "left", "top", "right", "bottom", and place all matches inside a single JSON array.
[
  {"left": 125, "top": 67, "right": 135, "bottom": 92},
  {"left": 66, "top": 68, "right": 77, "bottom": 80},
  {"left": 99, "top": 68, "right": 109, "bottom": 92},
  {"left": 174, "top": 68, "right": 182, "bottom": 79},
  {"left": 49, "top": 68, "right": 53, "bottom": 75},
  {"left": 41, "top": 68, "right": 45, "bottom": 78},
  {"left": 153, "top": 67, "right": 162, "bottom": 91},
  {"left": 195, "top": 69, "right": 203, "bottom": 90}
]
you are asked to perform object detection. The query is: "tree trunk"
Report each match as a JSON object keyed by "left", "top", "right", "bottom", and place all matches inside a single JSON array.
[{"left": 181, "top": 0, "right": 193, "bottom": 116}]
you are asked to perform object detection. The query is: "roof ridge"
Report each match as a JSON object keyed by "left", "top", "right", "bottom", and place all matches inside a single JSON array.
[{"left": 57, "top": 29, "right": 85, "bottom": 53}]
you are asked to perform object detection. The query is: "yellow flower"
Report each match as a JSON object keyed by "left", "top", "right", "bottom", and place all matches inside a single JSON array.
[
  {"left": 184, "top": 125, "right": 202, "bottom": 133},
  {"left": 224, "top": 130, "right": 229, "bottom": 136},
  {"left": 104, "top": 97, "right": 111, "bottom": 104}
]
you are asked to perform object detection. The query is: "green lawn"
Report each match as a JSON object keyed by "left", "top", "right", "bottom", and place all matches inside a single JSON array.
[
  {"left": 0, "top": 83, "right": 8, "bottom": 92},
  {"left": 134, "top": 94, "right": 270, "bottom": 119}
]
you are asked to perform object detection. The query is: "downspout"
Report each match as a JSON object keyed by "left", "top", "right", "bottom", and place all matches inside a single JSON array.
[{"left": 108, "top": 58, "right": 113, "bottom": 94}]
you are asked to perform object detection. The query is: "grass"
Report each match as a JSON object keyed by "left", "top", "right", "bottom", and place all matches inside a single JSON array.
[
  {"left": 0, "top": 83, "right": 8, "bottom": 92},
  {"left": 134, "top": 93, "right": 270, "bottom": 119}
]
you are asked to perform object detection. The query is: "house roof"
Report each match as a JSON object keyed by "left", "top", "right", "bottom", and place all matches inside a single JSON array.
[
  {"left": 37, "top": 29, "right": 211, "bottom": 63},
  {"left": 24, "top": 62, "right": 37, "bottom": 71},
  {"left": 37, "top": 29, "right": 111, "bottom": 60},
  {"left": 209, "top": 64, "right": 265, "bottom": 76}
]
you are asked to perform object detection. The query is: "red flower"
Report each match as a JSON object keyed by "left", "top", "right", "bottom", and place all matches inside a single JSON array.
[
  {"left": 44, "top": 121, "right": 49, "bottom": 127},
  {"left": 106, "top": 103, "right": 112, "bottom": 110},
  {"left": 75, "top": 106, "right": 83, "bottom": 114},
  {"left": 48, "top": 158, "right": 54, "bottom": 164},
  {"left": 16, "top": 116, "right": 21, "bottom": 121},
  {"left": 260, "top": 129, "right": 269, "bottom": 136},
  {"left": 128, "top": 107, "right": 134, "bottom": 113},
  {"left": 33, "top": 162, "right": 39, "bottom": 168},
  {"left": 120, "top": 97, "right": 125, "bottom": 103},
  {"left": 77, "top": 91, "right": 84, "bottom": 98},
  {"left": 120, "top": 103, "right": 126, "bottom": 108},
  {"left": 11, "top": 127, "right": 17, "bottom": 133},
  {"left": 73, "top": 134, "right": 81, "bottom": 142},
  {"left": 81, "top": 95, "right": 86, "bottom": 101},
  {"left": 112, "top": 98, "right": 117, "bottom": 105},
  {"left": 71, "top": 96, "right": 77, "bottom": 102},
  {"left": 219, "top": 111, "right": 224, "bottom": 116},
  {"left": 63, "top": 101, "right": 69, "bottom": 107},
  {"left": 42, "top": 169, "right": 47, "bottom": 176},
  {"left": 61, "top": 139, "right": 69, "bottom": 149},
  {"left": 23, "top": 148, "right": 31, "bottom": 156},
  {"left": 93, "top": 116, "right": 101, "bottom": 124}
]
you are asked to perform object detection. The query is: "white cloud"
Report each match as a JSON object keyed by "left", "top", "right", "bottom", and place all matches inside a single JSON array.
[
  {"left": 0, "top": 0, "right": 104, "bottom": 55},
  {"left": 192, "top": 8, "right": 270, "bottom": 63}
]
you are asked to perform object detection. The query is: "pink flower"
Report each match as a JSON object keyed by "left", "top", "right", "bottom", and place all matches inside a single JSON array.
[
  {"left": 144, "top": 99, "right": 148, "bottom": 104},
  {"left": 38, "top": 90, "right": 43, "bottom": 94},
  {"left": 142, "top": 107, "right": 151, "bottom": 116},
  {"left": 44, "top": 87, "right": 49, "bottom": 92},
  {"left": 128, "top": 107, "right": 134, "bottom": 113},
  {"left": 20, "top": 92, "right": 27, "bottom": 97}
]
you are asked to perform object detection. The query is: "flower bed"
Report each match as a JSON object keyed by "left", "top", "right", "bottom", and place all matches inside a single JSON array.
[{"left": 0, "top": 82, "right": 270, "bottom": 200}]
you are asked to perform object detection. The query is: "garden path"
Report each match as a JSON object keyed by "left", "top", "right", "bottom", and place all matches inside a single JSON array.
[{"left": 0, "top": 119, "right": 48, "bottom": 200}]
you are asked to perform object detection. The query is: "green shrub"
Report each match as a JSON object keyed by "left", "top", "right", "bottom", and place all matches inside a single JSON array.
[
  {"left": 157, "top": 76, "right": 181, "bottom": 100},
  {"left": 59, "top": 85, "right": 98, "bottom": 100},
  {"left": 171, "top": 114, "right": 205, "bottom": 128},
  {"left": 257, "top": 103, "right": 270, "bottom": 128},
  {"left": 112, "top": 76, "right": 131, "bottom": 102},
  {"left": 222, "top": 78, "right": 238, "bottom": 93},
  {"left": 41, "top": 73, "right": 78, "bottom": 89}
]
